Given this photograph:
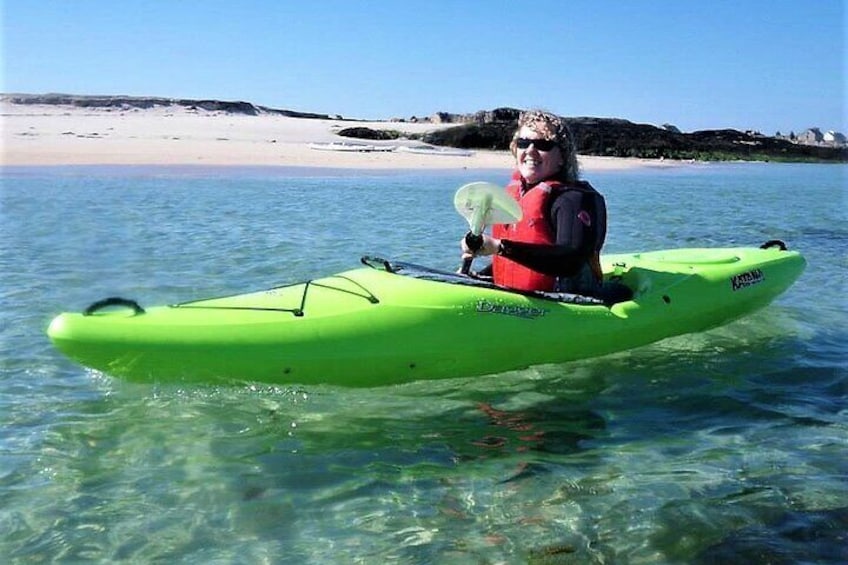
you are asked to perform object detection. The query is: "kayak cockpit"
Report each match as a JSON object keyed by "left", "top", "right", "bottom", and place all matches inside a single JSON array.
[{"left": 360, "top": 256, "right": 632, "bottom": 306}]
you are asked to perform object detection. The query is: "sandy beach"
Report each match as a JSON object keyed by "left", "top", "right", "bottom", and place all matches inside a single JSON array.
[{"left": 1, "top": 100, "right": 673, "bottom": 171}]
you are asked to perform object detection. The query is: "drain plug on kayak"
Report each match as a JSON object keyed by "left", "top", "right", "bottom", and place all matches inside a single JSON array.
[{"left": 663, "top": 295, "right": 671, "bottom": 304}]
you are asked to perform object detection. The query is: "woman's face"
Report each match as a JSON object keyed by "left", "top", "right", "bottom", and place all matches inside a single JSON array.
[{"left": 514, "top": 124, "right": 563, "bottom": 185}]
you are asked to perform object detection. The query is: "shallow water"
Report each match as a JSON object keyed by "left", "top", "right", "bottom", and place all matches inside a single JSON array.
[{"left": 1, "top": 163, "right": 845, "bottom": 563}]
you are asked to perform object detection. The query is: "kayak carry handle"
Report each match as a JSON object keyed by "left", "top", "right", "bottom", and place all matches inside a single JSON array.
[
  {"left": 361, "top": 256, "right": 395, "bottom": 272},
  {"left": 760, "top": 239, "right": 787, "bottom": 251},
  {"left": 83, "top": 297, "right": 146, "bottom": 316}
]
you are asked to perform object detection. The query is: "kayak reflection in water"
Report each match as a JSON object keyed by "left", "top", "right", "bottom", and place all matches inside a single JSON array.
[{"left": 460, "top": 110, "right": 608, "bottom": 298}]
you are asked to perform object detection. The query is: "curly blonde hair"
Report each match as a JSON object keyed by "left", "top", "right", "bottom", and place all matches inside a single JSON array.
[{"left": 509, "top": 109, "right": 579, "bottom": 182}]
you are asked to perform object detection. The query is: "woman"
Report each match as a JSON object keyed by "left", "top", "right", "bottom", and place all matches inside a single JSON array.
[{"left": 461, "top": 110, "right": 607, "bottom": 296}]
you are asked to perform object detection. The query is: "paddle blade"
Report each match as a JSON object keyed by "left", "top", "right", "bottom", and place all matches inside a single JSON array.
[{"left": 454, "top": 182, "right": 522, "bottom": 234}]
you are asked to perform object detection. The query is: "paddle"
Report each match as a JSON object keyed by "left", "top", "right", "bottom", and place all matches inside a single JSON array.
[{"left": 454, "top": 182, "right": 522, "bottom": 274}]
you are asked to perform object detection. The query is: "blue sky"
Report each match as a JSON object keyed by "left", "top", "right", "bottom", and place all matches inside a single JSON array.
[{"left": 3, "top": 0, "right": 845, "bottom": 134}]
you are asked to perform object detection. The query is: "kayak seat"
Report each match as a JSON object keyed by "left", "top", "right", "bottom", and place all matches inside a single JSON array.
[
  {"left": 598, "top": 280, "right": 634, "bottom": 304},
  {"left": 538, "top": 280, "right": 633, "bottom": 306}
]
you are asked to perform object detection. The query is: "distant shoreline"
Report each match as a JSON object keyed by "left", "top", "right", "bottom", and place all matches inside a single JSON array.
[
  {"left": 0, "top": 95, "right": 701, "bottom": 171},
  {"left": 0, "top": 164, "right": 517, "bottom": 178}
]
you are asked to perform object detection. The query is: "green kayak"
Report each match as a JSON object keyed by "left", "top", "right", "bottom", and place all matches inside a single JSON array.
[{"left": 47, "top": 241, "right": 805, "bottom": 387}]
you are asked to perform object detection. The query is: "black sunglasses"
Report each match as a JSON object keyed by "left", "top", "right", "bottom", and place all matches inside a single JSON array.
[{"left": 515, "top": 138, "right": 558, "bottom": 151}]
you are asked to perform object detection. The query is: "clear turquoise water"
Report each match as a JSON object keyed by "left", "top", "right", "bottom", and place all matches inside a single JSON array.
[{"left": 1, "top": 163, "right": 845, "bottom": 563}]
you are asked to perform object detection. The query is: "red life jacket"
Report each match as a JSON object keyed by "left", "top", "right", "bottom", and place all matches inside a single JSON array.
[
  {"left": 492, "top": 173, "right": 605, "bottom": 292},
  {"left": 492, "top": 176, "right": 559, "bottom": 291}
]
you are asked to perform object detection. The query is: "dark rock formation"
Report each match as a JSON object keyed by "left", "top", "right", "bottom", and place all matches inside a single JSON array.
[
  {"left": 422, "top": 111, "right": 848, "bottom": 163},
  {"left": 335, "top": 127, "right": 400, "bottom": 141},
  {"left": 429, "top": 107, "right": 520, "bottom": 125},
  {"left": 422, "top": 122, "right": 513, "bottom": 150}
]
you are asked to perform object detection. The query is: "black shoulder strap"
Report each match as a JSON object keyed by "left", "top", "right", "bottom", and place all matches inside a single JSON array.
[{"left": 545, "top": 182, "right": 606, "bottom": 250}]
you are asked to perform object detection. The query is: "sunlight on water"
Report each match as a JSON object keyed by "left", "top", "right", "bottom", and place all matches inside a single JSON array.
[{"left": 1, "top": 163, "right": 845, "bottom": 562}]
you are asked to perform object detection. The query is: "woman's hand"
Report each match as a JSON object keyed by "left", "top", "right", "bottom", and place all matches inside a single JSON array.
[{"left": 460, "top": 234, "right": 501, "bottom": 258}]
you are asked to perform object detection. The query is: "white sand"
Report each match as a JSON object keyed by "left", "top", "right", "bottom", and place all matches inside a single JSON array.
[{"left": 1, "top": 101, "right": 676, "bottom": 171}]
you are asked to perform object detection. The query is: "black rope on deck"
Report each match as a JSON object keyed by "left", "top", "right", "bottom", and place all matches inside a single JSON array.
[{"left": 170, "top": 274, "right": 380, "bottom": 317}]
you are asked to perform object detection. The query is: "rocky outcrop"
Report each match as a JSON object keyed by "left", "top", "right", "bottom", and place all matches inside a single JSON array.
[
  {"left": 423, "top": 114, "right": 848, "bottom": 163},
  {"left": 429, "top": 107, "right": 521, "bottom": 125},
  {"left": 336, "top": 127, "right": 400, "bottom": 140}
]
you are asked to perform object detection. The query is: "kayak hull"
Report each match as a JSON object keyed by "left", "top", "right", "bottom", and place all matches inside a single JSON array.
[{"left": 47, "top": 244, "right": 806, "bottom": 386}]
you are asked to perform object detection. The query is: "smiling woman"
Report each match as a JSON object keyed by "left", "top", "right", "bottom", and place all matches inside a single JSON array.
[
  {"left": 510, "top": 110, "right": 577, "bottom": 183},
  {"left": 461, "top": 109, "right": 609, "bottom": 298}
]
